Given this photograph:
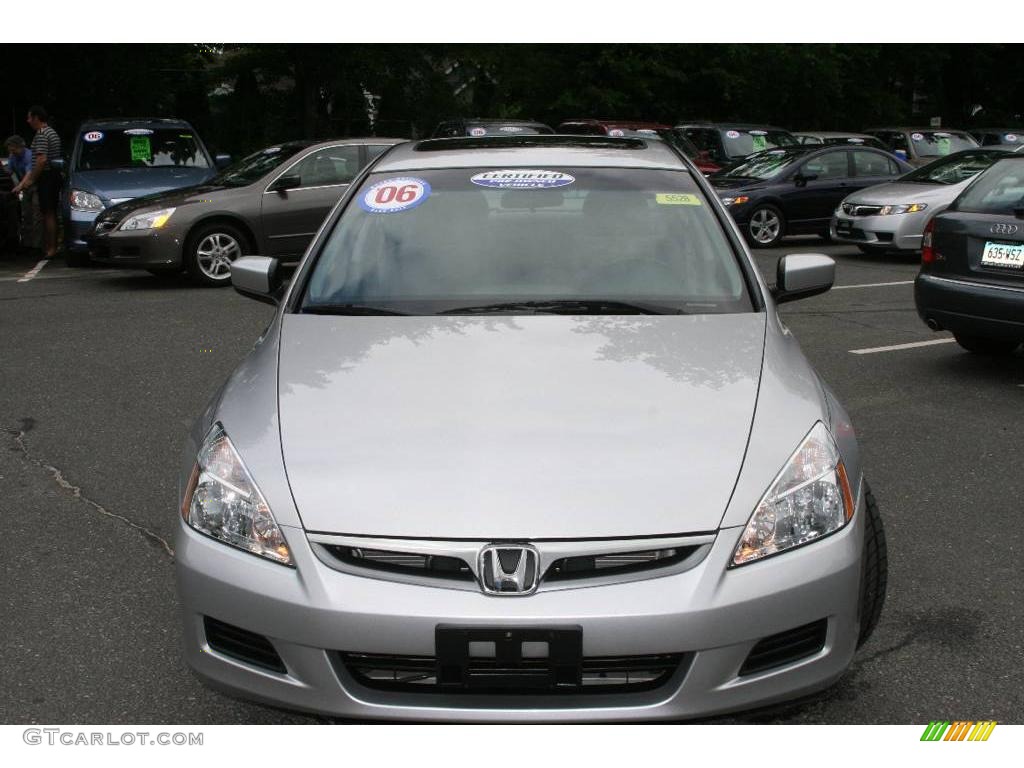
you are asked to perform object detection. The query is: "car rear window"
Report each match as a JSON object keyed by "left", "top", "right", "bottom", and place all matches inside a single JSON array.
[
  {"left": 904, "top": 151, "right": 1003, "bottom": 185},
  {"left": 910, "top": 131, "right": 976, "bottom": 158},
  {"left": 954, "top": 158, "right": 1024, "bottom": 215},
  {"left": 75, "top": 128, "right": 209, "bottom": 171},
  {"left": 721, "top": 129, "right": 797, "bottom": 158},
  {"left": 301, "top": 167, "right": 753, "bottom": 315}
]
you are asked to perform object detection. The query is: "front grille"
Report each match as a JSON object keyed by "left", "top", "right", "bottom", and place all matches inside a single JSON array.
[
  {"left": 545, "top": 546, "right": 696, "bottom": 582},
  {"left": 739, "top": 619, "right": 828, "bottom": 676},
  {"left": 338, "top": 651, "right": 687, "bottom": 694},
  {"left": 842, "top": 203, "right": 883, "bottom": 217},
  {"left": 326, "top": 546, "right": 474, "bottom": 582},
  {"left": 203, "top": 616, "right": 287, "bottom": 673}
]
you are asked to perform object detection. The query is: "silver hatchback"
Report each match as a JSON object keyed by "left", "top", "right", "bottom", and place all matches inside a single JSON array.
[{"left": 175, "top": 135, "right": 887, "bottom": 722}]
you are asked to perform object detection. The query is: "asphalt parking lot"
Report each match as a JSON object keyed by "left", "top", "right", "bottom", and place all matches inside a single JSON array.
[{"left": 1, "top": 241, "right": 1021, "bottom": 725}]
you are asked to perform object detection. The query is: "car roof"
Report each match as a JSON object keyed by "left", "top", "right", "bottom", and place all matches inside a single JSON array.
[
  {"left": 559, "top": 119, "right": 672, "bottom": 130},
  {"left": 677, "top": 122, "right": 792, "bottom": 132},
  {"left": 969, "top": 127, "right": 1024, "bottom": 132},
  {"left": 795, "top": 131, "right": 876, "bottom": 139},
  {"left": 372, "top": 135, "right": 687, "bottom": 172},
  {"left": 78, "top": 117, "right": 196, "bottom": 130},
  {"left": 307, "top": 137, "right": 406, "bottom": 149},
  {"left": 446, "top": 118, "right": 550, "bottom": 127},
  {"left": 864, "top": 126, "right": 972, "bottom": 133}
]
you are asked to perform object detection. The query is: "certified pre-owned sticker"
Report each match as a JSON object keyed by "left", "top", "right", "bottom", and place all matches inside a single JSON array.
[
  {"left": 360, "top": 177, "right": 431, "bottom": 214},
  {"left": 83, "top": 131, "right": 104, "bottom": 142},
  {"left": 470, "top": 170, "right": 575, "bottom": 189}
]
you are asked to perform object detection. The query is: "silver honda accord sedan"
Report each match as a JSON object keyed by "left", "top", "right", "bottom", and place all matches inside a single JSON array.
[{"left": 175, "top": 134, "right": 887, "bottom": 722}]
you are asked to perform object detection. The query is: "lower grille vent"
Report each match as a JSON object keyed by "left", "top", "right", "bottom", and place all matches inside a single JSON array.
[
  {"left": 204, "top": 616, "right": 287, "bottom": 673},
  {"left": 739, "top": 618, "right": 828, "bottom": 676}
]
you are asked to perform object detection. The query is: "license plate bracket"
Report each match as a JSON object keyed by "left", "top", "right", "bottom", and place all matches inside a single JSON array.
[{"left": 435, "top": 625, "right": 582, "bottom": 690}]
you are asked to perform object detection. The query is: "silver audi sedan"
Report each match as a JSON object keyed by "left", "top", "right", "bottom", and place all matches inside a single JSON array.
[{"left": 176, "top": 135, "right": 887, "bottom": 722}]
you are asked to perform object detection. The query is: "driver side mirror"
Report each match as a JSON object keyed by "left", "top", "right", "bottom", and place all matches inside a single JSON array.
[
  {"left": 270, "top": 174, "right": 301, "bottom": 193},
  {"left": 231, "top": 256, "right": 284, "bottom": 305},
  {"left": 772, "top": 253, "right": 834, "bottom": 304},
  {"left": 794, "top": 172, "right": 818, "bottom": 186},
  {"left": 214, "top": 153, "right": 232, "bottom": 170}
]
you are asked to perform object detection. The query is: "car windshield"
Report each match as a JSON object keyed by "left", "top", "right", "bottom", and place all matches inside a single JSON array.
[
  {"left": 75, "top": 128, "right": 209, "bottom": 171},
  {"left": 954, "top": 159, "right": 1024, "bottom": 215},
  {"left": 211, "top": 145, "right": 304, "bottom": 187},
  {"left": 910, "top": 131, "right": 976, "bottom": 158},
  {"left": 903, "top": 151, "right": 1003, "bottom": 185},
  {"left": 301, "top": 166, "right": 752, "bottom": 315},
  {"left": 721, "top": 129, "right": 797, "bottom": 158},
  {"left": 719, "top": 150, "right": 799, "bottom": 180}
]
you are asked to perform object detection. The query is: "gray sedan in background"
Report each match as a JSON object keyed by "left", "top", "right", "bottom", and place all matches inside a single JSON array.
[
  {"left": 86, "top": 137, "right": 404, "bottom": 285},
  {"left": 175, "top": 134, "right": 887, "bottom": 721},
  {"left": 831, "top": 147, "right": 1016, "bottom": 255}
]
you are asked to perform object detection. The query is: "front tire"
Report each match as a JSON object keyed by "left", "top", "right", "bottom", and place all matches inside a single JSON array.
[
  {"left": 746, "top": 205, "right": 785, "bottom": 248},
  {"left": 857, "top": 482, "right": 888, "bottom": 648},
  {"left": 185, "top": 222, "right": 249, "bottom": 287},
  {"left": 953, "top": 333, "right": 1020, "bottom": 355}
]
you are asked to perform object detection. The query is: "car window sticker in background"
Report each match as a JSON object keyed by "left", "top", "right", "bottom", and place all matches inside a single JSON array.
[{"left": 750, "top": 130, "right": 768, "bottom": 152}]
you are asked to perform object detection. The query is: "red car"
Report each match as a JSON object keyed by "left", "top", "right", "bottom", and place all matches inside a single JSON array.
[{"left": 557, "top": 119, "right": 720, "bottom": 174}]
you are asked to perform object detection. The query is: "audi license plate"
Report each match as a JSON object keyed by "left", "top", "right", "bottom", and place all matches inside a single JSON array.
[
  {"left": 435, "top": 626, "right": 582, "bottom": 690},
  {"left": 981, "top": 240, "right": 1024, "bottom": 269}
]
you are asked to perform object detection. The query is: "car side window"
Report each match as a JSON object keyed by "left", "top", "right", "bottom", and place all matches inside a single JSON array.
[
  {"left": 887, "top": 157, "right": 901, "bottom": 175},
  {"left": 853, "top": 151, "right": 895, "bottom": 177},
  {"left": 803, "top": 150, "right": 849, "bottom": 180},
  {"left": 366, "top": 145, "right": 393, "bottom": 163},
  {"left": 891, "top": 133, "right": 910, "bottom": 153},
  {"left": 290, "top": 146, "right": 361, "bottom": 188}
]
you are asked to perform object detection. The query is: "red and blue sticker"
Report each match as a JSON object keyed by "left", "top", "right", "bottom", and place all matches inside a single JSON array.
[{"left": 360, "top": 177, "right": 432, "bottom": 214}]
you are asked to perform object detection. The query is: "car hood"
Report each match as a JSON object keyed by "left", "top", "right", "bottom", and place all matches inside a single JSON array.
[
  {"left": 710, "top": 177, "right": 768, "bottom": 193},
  {"left": 844, "top": 180, "right": 969, "bottom": 206},
  {"left": 71, "top": 166, "right": 216, "bottom": 204},
  {"left": 277, "top": 313, "right": 766, "bottom": 539}
]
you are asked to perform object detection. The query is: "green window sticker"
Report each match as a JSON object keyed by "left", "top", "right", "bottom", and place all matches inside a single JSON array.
[
  {"left": 936, "top": 137, "right": 951, "bottom": 156},
  {"left": 130, "top": 135, "right": 152, "bottom": 162},
  {"left": 751, "top": 134, "right": 767, "bottom": 152}
]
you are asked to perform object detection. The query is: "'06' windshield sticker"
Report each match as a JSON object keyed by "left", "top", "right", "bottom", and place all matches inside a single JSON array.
[
  {"left": 470, "top": 170, "right": 575, "bottom": 189},
  {"left": 360, "top": 177, "right": 432, "bottom": 214},
  {"left": 83, "top": 131, "right": 104, "bottom": 142}
]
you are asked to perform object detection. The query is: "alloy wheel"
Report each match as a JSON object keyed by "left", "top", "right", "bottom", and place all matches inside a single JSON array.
[
  {"left": 195, "top": 233, "right": 241, "bottom": 280},
  {"left": 750, "top": 209, "right": 782, "bottom": 244}
]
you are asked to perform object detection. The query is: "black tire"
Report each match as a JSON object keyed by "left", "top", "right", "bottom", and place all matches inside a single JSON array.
[
  {"left": 857, "top": 482, "right": 888, "bottom": 648},
  {"left": 65, "top": 250, "right": 91, "bottom": 267},
  {"left": 746, "top": 204, "right": 786, "bottom": 248},
  {"left": 184, "top": 221, "right": 251, "bottom": 287},
  {"left": 953, "top": 333, "right": 1020, "bottom": 355}
]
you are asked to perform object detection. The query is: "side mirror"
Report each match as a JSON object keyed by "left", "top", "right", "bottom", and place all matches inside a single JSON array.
[
  {"left": 214, "top": 153, "right": 232, "bottom": 170},
  {"left": 50, "top": 157, "right": 66, "bottom": 173},
  {"left": 794, "top": 172, "right": 818, "bottom": 186},
  {"left": 270, "top": 174, "right": 301, "bottom": 193},
  {"left": 231, "top": 256, "right": 283, "bottom": 305},
  {"left": 772, "top": 253, "right": 834, "bottom": 304}
]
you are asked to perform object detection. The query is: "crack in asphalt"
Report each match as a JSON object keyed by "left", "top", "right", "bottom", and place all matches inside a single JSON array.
[{"left": 5, "top": 418, "right": 175, "bottom": 559}]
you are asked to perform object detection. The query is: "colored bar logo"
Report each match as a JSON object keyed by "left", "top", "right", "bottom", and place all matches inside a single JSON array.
[{"left": 920, "top": 721, "right": 997, "bottom": 741}]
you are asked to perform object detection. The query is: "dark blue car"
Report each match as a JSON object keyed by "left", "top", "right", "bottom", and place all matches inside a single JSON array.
[{"left": 64, "top": 117, "right": 229, "bottom": 264}]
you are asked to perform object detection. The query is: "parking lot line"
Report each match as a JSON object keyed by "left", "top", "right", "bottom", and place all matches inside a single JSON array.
[
  {"left": 833, "top": 280, "right": 914, "bottom": 290},
  {"left": 850, "top": 338, "right": 956, "bottom": 355},
  {"left": 16, "top": 259, "right": 51, "bottom": 283}
]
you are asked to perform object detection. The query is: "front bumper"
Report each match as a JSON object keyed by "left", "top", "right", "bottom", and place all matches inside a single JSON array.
[
  {"left": 65, "top": 209, "right": 100, "bottom": 253},
  {"left": 830, "top": 210, "right": 929, "bottom": 251},
  {"left": 175, "top": 493, "right": 866, "bottom": 722},
  {"left": 87, "top": 226, "right": 185, "bottom": 270},
  {"left": 915, "top": 272, "right": 1024, "bottom": 341}
]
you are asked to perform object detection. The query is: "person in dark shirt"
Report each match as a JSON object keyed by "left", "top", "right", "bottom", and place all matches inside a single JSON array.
[{"left": 12, "top": 105, "right": 63, "bottom": 258}]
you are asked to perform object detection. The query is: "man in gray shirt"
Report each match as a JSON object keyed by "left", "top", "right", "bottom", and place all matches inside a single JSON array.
[{"left": 12, "top": 105, "right": 62, "bottom": 258}]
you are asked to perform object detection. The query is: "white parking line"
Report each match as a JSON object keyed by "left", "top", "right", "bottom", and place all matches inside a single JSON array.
[
  {"left": 16, "top": 259, "right": 51, "bottom": 283},
  {"left": 850, "top": 338, "right": 956, "bottom": 355},
  {"left": 833, "top": 280, "right": 914, "bottom": 290}
]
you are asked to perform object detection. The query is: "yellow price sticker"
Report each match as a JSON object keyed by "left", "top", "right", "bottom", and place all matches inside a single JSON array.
[{"left": 656, "top": 193, "right": 702, "bottom": 206}]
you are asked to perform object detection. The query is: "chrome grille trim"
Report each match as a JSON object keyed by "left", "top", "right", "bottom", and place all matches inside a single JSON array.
[
  {"left": 841, "top": 203, "right": 883, "bottom": 217},
  {"left": 308, "top": 533, "right": 716, "bottom": 592}
]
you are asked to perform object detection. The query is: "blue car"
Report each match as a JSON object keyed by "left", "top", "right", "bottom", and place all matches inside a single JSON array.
[{"left": 64, "top": 117, "right": 229, "bottom": 264}]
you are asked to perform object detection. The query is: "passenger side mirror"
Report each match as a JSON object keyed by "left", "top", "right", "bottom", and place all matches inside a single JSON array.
[
  {"left": 231, "top": 256, "right": 284, "bottom": 305},
  {"left": 215, "top": 153, "right": 233, "bottom": 170},
  {"left": 794, "top": 172, "right": 818, "bottom": 186},
  {"left": 271, "top": 174, "right": 301, "bottom": 193},
  {"left": 772, "top": 253, "right": 834, "bottom": 304}
]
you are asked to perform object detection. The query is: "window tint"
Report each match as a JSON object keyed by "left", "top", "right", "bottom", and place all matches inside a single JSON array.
[
  {"left": 803, "top": 151, "right": 849, "bottom": 180},
  {"left": 291, "top": 146, "right": 361, "bottom": 187},
  {"left": 853, "top": 151, "right": 896, "bottom": 177},
  {"left": 955, "top": 159, "right": 1024, "bottom": 214}
]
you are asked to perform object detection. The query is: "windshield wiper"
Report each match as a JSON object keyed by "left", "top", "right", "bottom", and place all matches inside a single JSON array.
[
  {"left": 438, "top": 299, "right": 684, "bottom": 315},
  {"left": 301, "top": 304, "right": 408, "bottom": 316}
]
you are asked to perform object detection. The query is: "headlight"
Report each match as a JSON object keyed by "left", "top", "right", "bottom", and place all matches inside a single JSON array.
[
  {"left": 119, "top": 207, "right": 175, "bottom": 231},
  {"left": 720, "top": 195, "right": 750, "bottom": 206},
  {"left": 731, "top": 422, "right": 855, "bottom": 567},
  {"left": 878, "top": 203, "right": 927, "bottom": 215},
  {"left": 70, "top": 189, "right": 103, "bottom": 212},
  {"left": 181, "top": 424, "right": 293, "bottom": 566}
]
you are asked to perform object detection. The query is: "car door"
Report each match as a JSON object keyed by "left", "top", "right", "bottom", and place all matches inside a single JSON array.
[
  {"left": 851, "top": 149, "right": 903, "bottom": 190},
  {"left": 260, "top": 144, "right": 362, "bottom": 258},
  {"left": 784, "top": 150, "right": 852, "bottom": 229}
]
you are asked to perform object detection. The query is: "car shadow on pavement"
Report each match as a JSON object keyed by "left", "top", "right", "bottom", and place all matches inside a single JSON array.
[{"left": 98, "top": 273, "right": 203, "bottom": 291}]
